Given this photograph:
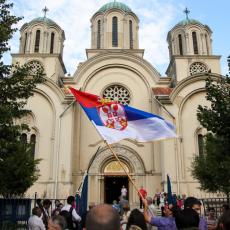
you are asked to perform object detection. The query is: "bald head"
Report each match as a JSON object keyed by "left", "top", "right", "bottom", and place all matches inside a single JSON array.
[{"left": 86, "top": 204, "right": 120, "bottom": 230}]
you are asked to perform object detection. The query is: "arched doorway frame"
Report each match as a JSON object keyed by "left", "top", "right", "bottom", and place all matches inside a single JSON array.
[{"left": 88, "top": 144, "right": 145, "bottom": 204}]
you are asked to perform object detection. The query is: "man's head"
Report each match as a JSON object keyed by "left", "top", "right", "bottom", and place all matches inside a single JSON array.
[
  {"left": 67, "top": 195, "right": 75, "bottom": 205},
  {"left": 175, "top": 208, "right": 199, "bottom": 229},
  {"left": 86, "top": 204, "right": 120, "bottom": 230},
  {"left": 32, "top": 207, "right": 42, "bottom": 217},
  {"left": 184, "top": 197, "right": 201, "bottom": 214},
  {"left": 208, "top": 207, "right": 215, "bottom": 217},
  {"left": 43, "top": 199, "right": 52, "bottom": 210}
]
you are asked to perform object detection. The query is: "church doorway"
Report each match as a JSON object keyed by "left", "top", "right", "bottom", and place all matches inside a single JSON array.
[
  {"left": 104, "top": 176, "right": 128, "bottom": 204},
  {"left": 103, "top": 160, "right": 130, "bottom": 204}
]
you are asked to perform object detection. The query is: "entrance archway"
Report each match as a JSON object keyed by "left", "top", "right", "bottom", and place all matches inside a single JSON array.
[{"left": 88, "top": 145, "right": 145, "bottom": 204}]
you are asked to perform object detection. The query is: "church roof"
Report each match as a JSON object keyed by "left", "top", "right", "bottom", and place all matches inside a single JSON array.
[
  {"left": 29, "top": 17, "right": 58, "bottom": 27},
  {"left": 176, "top": 18, "right": 203, "bottom": 27},
  {"left": 152, "top": 87, "right": 173, "bottom": 96},
  {"left": 97, "top": 1, "right": 132, "bottom": 13}
]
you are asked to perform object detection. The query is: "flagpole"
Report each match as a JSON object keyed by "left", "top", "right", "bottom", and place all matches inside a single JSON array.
[
  {"left": 104, "top": 140, "right": 145, "bottom": 201},
  {"left": 77, "top": 146, "right": 101, "bottom": 193}
]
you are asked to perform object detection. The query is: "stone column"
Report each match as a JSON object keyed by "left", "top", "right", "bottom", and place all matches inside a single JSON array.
[
  {"left": 28, "top": 31, "right": 32, "bottom": 53},
  {"left": 200, "top": 33, "right": 206, "bottom": 54},
  {"left": 185, "top": 33, "right": 190, "bottom": 54}
]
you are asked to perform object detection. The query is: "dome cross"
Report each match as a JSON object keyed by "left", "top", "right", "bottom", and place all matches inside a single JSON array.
[
  {"left": 42, "top": 6, "right": 49, "bottom": 18},
  {"left": 183, "top": 7, "right": 190, "bottom": 20}
]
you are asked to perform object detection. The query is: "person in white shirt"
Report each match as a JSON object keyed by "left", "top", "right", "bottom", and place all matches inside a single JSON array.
[
  {"left": 28, "top": 207, "right": 46, "bottom": 230},
  {"left": 121, "top": 185, "right": 128, "bottom": 199},
  {"left": 61, "top": 195, "right": 81, "bottom": 229}
]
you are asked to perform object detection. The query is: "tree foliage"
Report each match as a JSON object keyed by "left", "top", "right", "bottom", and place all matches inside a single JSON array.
[
  {"left": 192, "top": 75, "right": 230, "bottom": 196},
  {"left": 0, "top": 0, "right": 45, "bottom": 197}
]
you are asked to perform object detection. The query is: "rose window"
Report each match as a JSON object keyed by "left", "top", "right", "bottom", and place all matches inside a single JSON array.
[
  {"left": 189, "top": 62, "right": 208, "bottom": 75},
  {"left": 27, "top": 61, "right": 43, "bottom": 75},
  {"left": 103, "top": 85, "right": 131, "bottom": 105}
]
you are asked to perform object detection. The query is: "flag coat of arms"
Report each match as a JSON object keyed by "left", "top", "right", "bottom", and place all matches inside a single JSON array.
[{"left": 70, "top": 88, "right": 177, "bottom": 144}]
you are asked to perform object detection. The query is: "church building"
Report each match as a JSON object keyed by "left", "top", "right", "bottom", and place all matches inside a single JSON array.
[{"left": 12, "top": 1, "right": 222, "bottom": 205}]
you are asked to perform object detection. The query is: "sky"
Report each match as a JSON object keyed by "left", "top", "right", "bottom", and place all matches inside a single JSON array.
[{"left": 4, "top": 0, "right": 230, "bottom": 76}]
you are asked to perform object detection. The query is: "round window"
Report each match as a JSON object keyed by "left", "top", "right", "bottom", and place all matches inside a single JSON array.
[{"left": 103, "top": 85, "right": 131, "bottom": 105}]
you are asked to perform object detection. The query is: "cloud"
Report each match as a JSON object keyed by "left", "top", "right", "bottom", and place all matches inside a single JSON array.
[{"left": 7, "top": 0, "right": 179, "bottom": 75}]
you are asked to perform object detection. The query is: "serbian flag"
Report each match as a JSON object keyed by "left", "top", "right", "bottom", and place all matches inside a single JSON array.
[{"left": 70, "top": 88, "right": 176, "bottom": 144}]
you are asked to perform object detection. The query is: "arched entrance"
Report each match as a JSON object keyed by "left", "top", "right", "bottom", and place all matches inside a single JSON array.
[
  {"left": 88, "top": 145, "right": 145, "bottom": 205},
  {"left": 103, "top": 161, "right": 129, "bottom": 203}
]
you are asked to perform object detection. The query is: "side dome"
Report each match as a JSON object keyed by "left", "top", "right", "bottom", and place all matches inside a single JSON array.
[
  {"left": 97, "top": 1, "right": 132, "bottom": 13},
  {"left": 176, "top": 18, "right": 203, "bottom": 27},
  {"left": 28, "top": 17, "right": 59, "bottom": 27},
  {"left": 19, "top": 16, "right": 65, "bottom": 56},
  {"left": 167, "top": 15, "right": 212, "bottom": 58}
]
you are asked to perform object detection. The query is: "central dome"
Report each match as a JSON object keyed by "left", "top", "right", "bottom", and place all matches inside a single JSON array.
[
  {"left": 29, "top": 17, "right": 58, "bottom": 27},
  {"left": 97, "top": 1, "right": 132, "bottom": 13}
]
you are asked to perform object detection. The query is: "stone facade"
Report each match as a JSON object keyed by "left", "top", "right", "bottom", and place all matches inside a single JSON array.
[{"left": 12, "top": 2, "right": 222, "bottom": 205}]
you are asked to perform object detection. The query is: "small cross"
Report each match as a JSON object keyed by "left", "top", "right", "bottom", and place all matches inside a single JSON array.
[
  {"left": 42, "top": 6, "right": 49, "bottom": 18},
  {"left": 183, "top": 7, "right": 190, "bottom": 20}
]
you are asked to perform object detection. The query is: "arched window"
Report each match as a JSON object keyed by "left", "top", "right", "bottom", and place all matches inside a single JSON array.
[
  {"left": 178, "top": 34, "right": 183, "bottom": 55},
  {"left": 103, "top": 85, "right": 131, "bottom": 105},
  {"left": 189, "top": 62, "right": 208, "bottom": 75},
  {"left": 129, "top": 20, "right": 133, "bottom": 49},
  {"left": 50, "top": 32, "right": 55, "bottom": 54},
  {"left": 97, "top": 20, "right": 101, "bottom": 49},
  {"left": 192, "top": 31, "right": 198, "bottom": 54},
  {"left": 24, "top": 33, "right": 27, "bottom": 53},
  {"left": 20, "top": 133, "right": 27, "bottom": 144},
  {"left": 112, "top": 17, "right": 118, "bottom": 47},
  {"left": 30, "top": 134, "right": 36, "bottom": 158},
  {"left": 34, "top": 30, "right": 40, "bottom": 53},
  {"left": 198, "top": 134, "right": 204, "bottom": 156}
]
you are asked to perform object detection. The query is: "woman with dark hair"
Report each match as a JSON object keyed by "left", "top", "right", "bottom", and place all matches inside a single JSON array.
[{"left": 126, "top": 209, "right": 147, "bottom": 230}]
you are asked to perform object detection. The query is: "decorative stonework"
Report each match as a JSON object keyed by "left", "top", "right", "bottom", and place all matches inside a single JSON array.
[
  {"left": 103, "top": 85, "right": 131, "bottom": 105},
  {"left": 189, "top": 62, "right": 208, "bottom": 75},
  {"left": 89, "top": 145, "right": 145, "bottom": 175},
  {"left": 27, "top": 60, "right": 43, "bottom": 75},
  {"left": 104, "top": 161, "right": 130, "bottom": 173}
]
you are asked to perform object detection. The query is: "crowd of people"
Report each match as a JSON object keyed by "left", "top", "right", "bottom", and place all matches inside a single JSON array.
[{"left": 27, "top": 186, "right": 230, "bottom": 230}]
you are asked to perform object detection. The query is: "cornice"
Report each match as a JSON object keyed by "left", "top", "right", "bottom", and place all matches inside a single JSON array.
[{"left": 64, "top": 51, "right": 162, "bottom": 85}]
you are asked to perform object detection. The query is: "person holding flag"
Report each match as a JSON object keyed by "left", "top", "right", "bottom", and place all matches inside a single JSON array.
[
  {"left": 143, "top": 175, "right": 177, "bottom": 230},
  {"left": 143, "top": 197, "right": 177, "bottom": 230}
]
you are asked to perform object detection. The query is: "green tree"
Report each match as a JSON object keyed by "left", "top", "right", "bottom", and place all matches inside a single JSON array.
[
  {"left": 0, "top": 0, "right": 44, "bottom": 197},
  {"left": 191, "top": 75, "right": 230, "bottom": 197}
]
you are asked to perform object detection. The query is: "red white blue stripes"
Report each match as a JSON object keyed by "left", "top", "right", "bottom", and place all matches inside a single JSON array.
[{"left": 70, "top": 87, "right": 177, "bottom": 144}]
